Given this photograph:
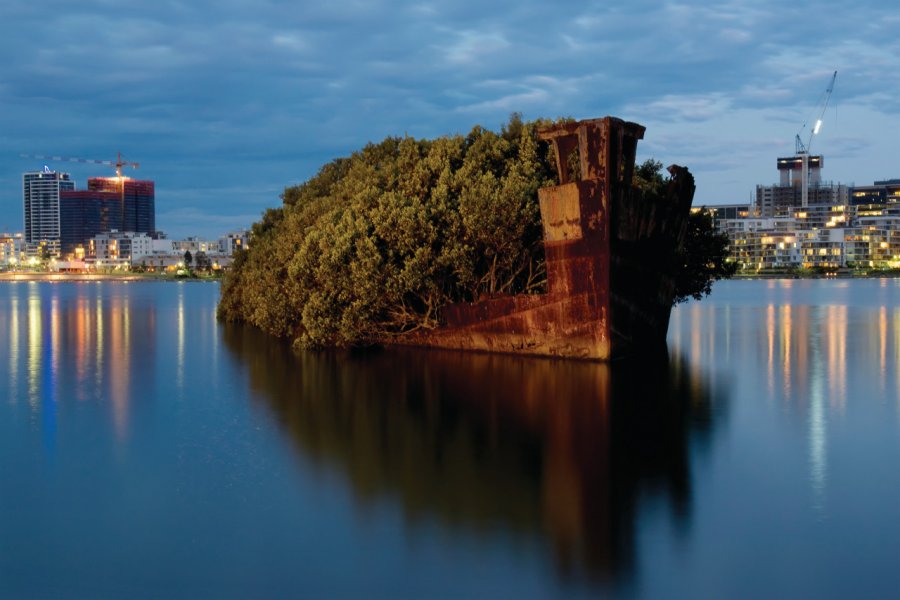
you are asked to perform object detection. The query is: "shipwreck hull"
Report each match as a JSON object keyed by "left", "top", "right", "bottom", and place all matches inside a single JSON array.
[{"left": 403, "top": 116, "right": 694, "bottom": 360}]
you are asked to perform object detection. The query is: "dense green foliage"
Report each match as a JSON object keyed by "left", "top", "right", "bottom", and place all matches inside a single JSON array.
[
  {"left": 218, "top": 118, "right": 734, "bottom": 348},
  {"left": 672, "top": 208, "right": 737, "bottom": 303},
  {"left": 633, "top": 159, "right": 736, "bottom": 303},
  {"left": 218, "top": 115, "right": 557, "bottom": 348}
]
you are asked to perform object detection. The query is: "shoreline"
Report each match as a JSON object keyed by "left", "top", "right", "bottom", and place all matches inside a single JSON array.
[
  {"left": 3, "top": 271, "right": 899, "bottom": 283},
  {"left": 0, "top": 272, "right": 220, "bottom": 282},
  {"left": 733, "top": 271, "right": 900, "bottom": 280}
]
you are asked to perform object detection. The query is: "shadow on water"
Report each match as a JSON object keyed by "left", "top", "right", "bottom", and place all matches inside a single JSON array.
[{"left": 223, "top": 324, "right": 728, "bottom": 586}]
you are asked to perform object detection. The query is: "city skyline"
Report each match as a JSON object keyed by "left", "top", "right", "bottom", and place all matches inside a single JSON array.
[
  {"left": 15, "top": 167, "right": 242, "bottom": 248},
  {"left": 2, "top": 1, "right": 898, "bottom": 239}
]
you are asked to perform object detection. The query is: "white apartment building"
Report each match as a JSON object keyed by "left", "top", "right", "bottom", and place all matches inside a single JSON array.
[
  {"left": 218, "top": 230, "right": 250, "bottom": 256},
  {"left": 719, "top": 202, "right": 900, "bottom": 271},
  {"left": 172, "top": 236, "right": 218, "bottom": 254},
  {"left": 91, "top": 231, "right": 153, "bottom": 262},
  {"left": 23, "top": 168, "right": 75, "bottom": 256},
  {"left": 0, "top": 233, "right": 25, "bottom": 267}
]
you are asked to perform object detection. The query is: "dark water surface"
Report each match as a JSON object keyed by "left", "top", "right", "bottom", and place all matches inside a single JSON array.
[{"left": 1, "top": 279, "right": 899, "bottom": 598}]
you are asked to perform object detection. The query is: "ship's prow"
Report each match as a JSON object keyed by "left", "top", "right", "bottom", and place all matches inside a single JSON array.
[{"left": 398, "top": 116, "right": 695, "bottom": 360}]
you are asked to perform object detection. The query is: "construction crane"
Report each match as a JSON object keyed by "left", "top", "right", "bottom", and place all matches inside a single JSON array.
[
  {"left": 794, "top": 71, "right": 837, "bottom": 207},
  {"left": 20, "top": 152, "right": 140, "bottom": 226},
  {"left": 19, "top": 151, "right": 139, "bottom": 179}
]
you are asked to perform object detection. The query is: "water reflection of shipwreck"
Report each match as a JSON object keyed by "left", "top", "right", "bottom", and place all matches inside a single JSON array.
[{"left": 407, "top": 116, "right": 695, "bottom": 360}]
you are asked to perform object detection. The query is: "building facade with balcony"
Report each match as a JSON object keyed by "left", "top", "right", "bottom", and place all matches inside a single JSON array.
[{"left": 23, "top": 168, "right": 75, "bottom": 256}]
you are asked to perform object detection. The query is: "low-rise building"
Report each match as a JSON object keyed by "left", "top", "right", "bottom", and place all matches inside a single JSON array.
[
  {"left": 91, "top": 231, "right": 153, "bottom": 263},
  {"left": 0, "top": 233, "right": 26, "bottom": 267},
  {"left": 218, "top": 229, "right": 250, "bottom": 256},
  {"left": 172, "top": 236, "right": 218, "bottom": 255}
]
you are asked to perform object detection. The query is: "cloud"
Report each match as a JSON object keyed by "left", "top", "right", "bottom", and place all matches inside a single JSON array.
[
  {"left": 439, "top": 30, "right": 511, "bottom": 65},
  {"left": 624, "top": 93, "right": 733, "bottom": 123},
  {"left": 0, "top": 0, "right": 898, "bottom": 238}
]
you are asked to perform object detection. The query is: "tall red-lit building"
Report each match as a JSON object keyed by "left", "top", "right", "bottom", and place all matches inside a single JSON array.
[
  {"left": 58, "top": 177, "right": 155, "bottom": 257},
  {"left": 87, "top": 177, "right": 155, "bottom": 233}
]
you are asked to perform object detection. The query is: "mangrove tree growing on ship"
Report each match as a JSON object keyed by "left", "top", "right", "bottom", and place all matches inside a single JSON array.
[{"left": 217, "top": 116, "right": 732, "bottom": 348}]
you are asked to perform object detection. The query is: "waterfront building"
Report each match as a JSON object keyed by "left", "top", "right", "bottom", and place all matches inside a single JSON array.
[
  {"left": 705, "top": 203, "right": 753, "bottom": 221},
  {"left": 724, "top": 228, "right": 801, "bottom": 270},
  {"left": 755, "top": 155, "right": 849, "bottom": 217},
  {"left": 23, "top": 168, "right": 75, "bottom": 256},
  {"left": 797, "top": 228, "right": 845, "bottom": 269},
  {"left": 720, "top": 178, "right": 900, "bottom": 271},
  {"left": 133, "top": 253, "right": 185, "bottom": 270},
  {"left": 711, "top": 154, "right": 900, "bottom": 270},
  {"left": 132, "top": 252, "right": 235, "bottom": 271},
  {"left": 172, "top": 237, "right": 218, "bottom": 255},
  {"left": 849, "top": 179, "right": 900, "bottom": 205},
  {"left": 785, "top": 204, "right": 849, "bottom": 230},
  {"left": 91, "top": 231, "right": 153, "bottom": 265},
  {"left": 150, "top": 238, "right": 174, "bottom": 254},
  {"left": 87, "top": 177, "right": 155, "bottom": 234},
  {"left": 842, "top": 227, "right": 900, "bottom": 268},
  {"left": 218, "top": 229, "right": 250, "bottom": 256},
  {"left": 59, "top": 189, "right": 121, "bottom": 257},
  {"left": 0, "top": 233, "right": 25, "bottom": 267},
  {"left": 756, "top": 181, "right": 849, "bottom": 217}
]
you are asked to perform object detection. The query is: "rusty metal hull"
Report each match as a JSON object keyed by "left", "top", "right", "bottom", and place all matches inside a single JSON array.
[{"left": 400, "top": 117, "right": 694, "bottom": 361}]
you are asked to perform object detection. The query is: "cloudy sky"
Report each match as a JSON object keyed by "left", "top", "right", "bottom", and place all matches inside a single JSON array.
[{"left": 1, "top": 0, "right": 897, "bottom": 239}]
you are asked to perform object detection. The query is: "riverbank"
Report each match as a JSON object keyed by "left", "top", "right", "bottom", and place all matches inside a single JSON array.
[
  {"left": 733, "top": 268, "right": 900, "bottom": 279},
  {"left": 0, "top": 272, "right": 221, "bottom": 282}
]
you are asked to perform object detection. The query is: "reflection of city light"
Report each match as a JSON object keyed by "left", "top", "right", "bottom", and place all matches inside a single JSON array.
[
  {"left": 880, "top": 306, "right": 887, "bottom": 395},
  {"left": 9, "top": 293, "right": 19, "bottom": 400},
  {"left": 767, "top": 304, "right": 775, "bottom": 399},
  {"left": 668, "top": 289, "right": 900, "bottom": 516},
  {"left": 782, "top": 305, "right": 792, "bottom": 399},
  {"left": 211, "top": 304, "right": 219, "bottom": 382},
  {"left": 689, "top": 304, "right": 705, "bottom": 385},
  {"left": 75, "top": 295, "right": 87, "bottom": 386},
  {"left": 51, "top": 295, "right": 60, "bottom": 386},
  {"left": 809, "top": 316, "right": 827, "bottom": 517},
  {"left": 177, "top": 286, "right": 185, "bottom": 393},
  {"left": 895, "top": 308, "right": 900, "bottom": 410},
  {"left": 27, "top": 285, "right": 41, "bottom": 410},
  {"left": 110, "top": 295, "right": 129, "bottom": 439},
  {"left": 825, "top": 305, "right": 847, "bottom": 411},
  {"left": 95, "top": 295, "right": 104, "bottom": 390},
  {"left": 669, "top": 306, "right": 682, "bottom": 350}
]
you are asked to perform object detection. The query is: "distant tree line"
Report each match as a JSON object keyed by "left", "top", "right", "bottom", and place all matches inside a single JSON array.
[{"left": 217, "top": 115, "right": 733, "bottom": 348}]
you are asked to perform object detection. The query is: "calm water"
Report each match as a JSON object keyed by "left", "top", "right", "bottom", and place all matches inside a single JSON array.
[{"left": 1, "top": 279, "right": 899, "bottom": 598}]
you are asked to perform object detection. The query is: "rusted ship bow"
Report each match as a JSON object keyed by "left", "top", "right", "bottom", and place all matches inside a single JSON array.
[{"left": 404, "top": 116, "right": 694, "bottom": 360}]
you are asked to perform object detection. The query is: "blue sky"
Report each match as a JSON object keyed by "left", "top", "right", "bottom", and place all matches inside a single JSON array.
[{"left": 2, "top": 0, "right": 897, "bottom": 239}]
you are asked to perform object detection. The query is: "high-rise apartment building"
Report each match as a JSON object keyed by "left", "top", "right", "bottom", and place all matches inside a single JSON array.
[
  {"left": 55, "top": 176, "right": 156, "bottom": 258},
  {"left": 87, "top": 178, "right": 155, "bottom": 234},
  {"left": 756, "top": 155, "right": 848, "bottom": 216},
  {"left": 59, "top": 190, "right": 121, "bottom": 256},
  {"left": 23, "top": 168, "right": 75, "bottom": 256}
]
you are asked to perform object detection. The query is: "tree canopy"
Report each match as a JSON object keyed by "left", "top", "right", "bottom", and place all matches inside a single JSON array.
[
  {"left": 218, "top": 116, "right": 733, "bottom": 348},
  {"left": 633, "top": 159, "right": 736, "bottom": 303},
  {"left": 672, "top": 208, "right": 736, "bottom": 303}
]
